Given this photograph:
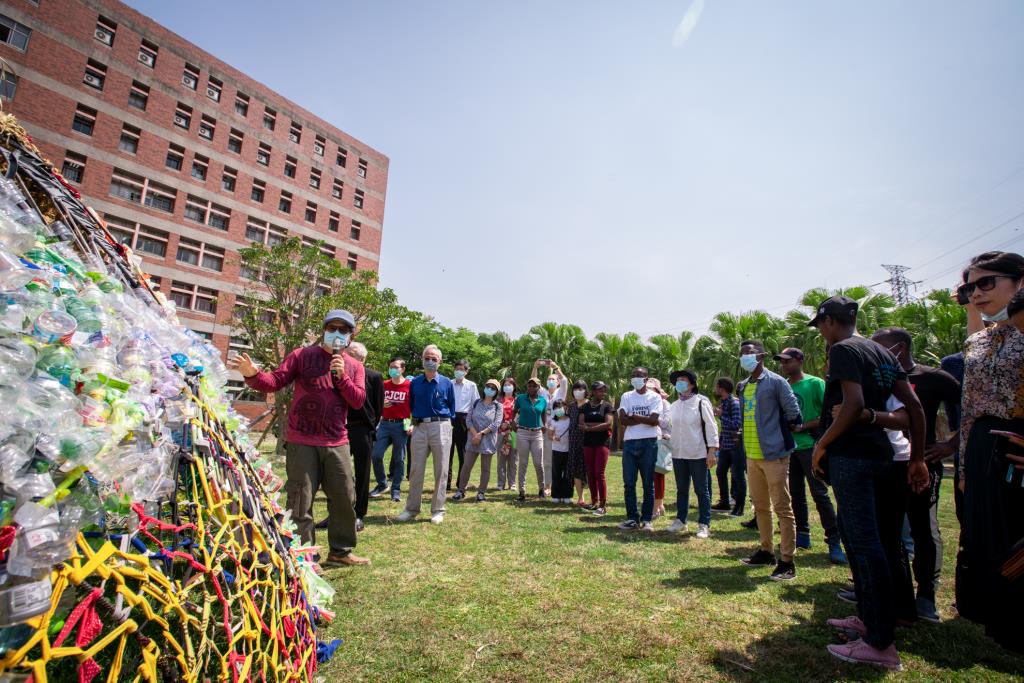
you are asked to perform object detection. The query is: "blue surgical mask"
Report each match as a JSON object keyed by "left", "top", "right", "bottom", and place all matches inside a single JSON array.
[
  {"left": 454, "top": 369, "right": 466, "bottom": 380},
  {"left": 982, "top": 307, "right": 1009, "bottom": 323},
  {"left": 503, "top": 384, "right": 514, "bottom": 394},
  {"left": 554, "top": 408, "right": 565, "bottom": 418},
  {"left": 546, "top": 379, "right": 557, "bottom": 390},
  {"left": 388, "top": 367, "right": 401, "bottom": 378},
  {"left": 739, "top": 354, "right": 759, "bottom": 372},
  {"left": 630, "top": 377, "right": 646, "bottom": 391},
  {"left": 423, "top": 359, "right": 439, "bottom": 372},
  {"left": 324, "top": 330, "right": 349, "bottom": 349},
  {"left": 484, "top": 387, "right": 496, "bottom": 398},
  {"left": 675, "top": 380, "right": 690, "bottom": 395}
]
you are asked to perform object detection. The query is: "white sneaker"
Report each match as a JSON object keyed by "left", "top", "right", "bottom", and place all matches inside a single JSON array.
[
  {"left": 667, "top": 519, "right": 687, "bottom": 533},
  {"left": 696, "top": 523, "right": 710, "bottom": 539},
  {"left": 430, "top": 513, "right": 444, "bottom": 524},
  {"left": 396, "top": 510, "right": 415, "bottom": 522},
  {"left": 639, "top": 521, "right": 655, "bottom": 532}
]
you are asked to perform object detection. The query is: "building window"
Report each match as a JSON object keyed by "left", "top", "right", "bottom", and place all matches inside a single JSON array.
[
  {"left": 314, "top": 135, "right": 325, "bottom": 157},
  {"left": 170, "top": 280, "right": 217, "bottom": 315},
  {"left": 104, "top": 215, "right": 169, "bottom": 257},
  {"left": 262, "top": 107, "right": 276, "bottom": 130},
  {"left": 174, "top": 102, "right": 192, "bottom": 130},
  {"left": 94, "top": 16, "right": 116, "bottom": 46},
  {"left": 165, "top": 143, "right": 185, "bottom": 171},
  {"left": 0, "top": 14, "right": 32, "bottom": 51},
  {"left": 347, "top": 252, "right": 358, "bottom": 270},
  {"left": 176, "top": 237, "right": 224, "bottom": 272},
  {"left": 244, "top": 218, "right": 286, "bottom": 247},
  {"left": 353, "top": 189, "right": 364, "bottom": 209},
  {"left": 256, "top": 142, "right": 271, "bottom": 166},
  {"left": 328, "top": 211, "right": 339, "bottom": 233},
  {"left": 0, "top": 71, "right": 16, "bottom": 102},
  {"left": 251, "top": 179, "right": 265, "bottom": 203},
  {"left": 289, "top": 122, "right": 302, "bottom": 144},
  {"left": 72, "top": 105, "right": 97, "bottom": 136},
  {"left": 128, "top": 81, "right": 149, "bottom": 110},
  {"left": 83, "top": 59, "right": 106, "bottom": 91},
  {"left": 278, "top": 191, "right": 292, "bottom": 214},
  {"left": 138, "top": 40, "right": 158, "bottom": 68},
  {"left": 357, "top": 158, "right": 368, "bottom": 178},
  {"left": 304, "top": 201, "right": 317, "bottom": 223},
  {"left": 284, "top": 156, "right": 296, "bottom": 178},
  {"left": 198, "top": 115, "right": 216, "bottom": 141},
  {"left": 336, "top": 148, "right": 347, "bottom": 167},
  {"left": 235, "top": 92, "right": 249, "bottom": 117},
  {"left": 309, "top": 169, "right": 321, "bottom": 189},
  {"left": 190, "top": 155, "right": 208, "bottom": 181},
  {"left": 61, "top": 151, "right": 87, "bottom": 184},
  {"left": 145, "top": 180, "right": 176, "bottom": 213},
  {"left": 110, "top": 170, "right": 175, "bottom": 213},
  {"left": 182, "top": 63, "right": 200, "bottom": 90},
  {"left": 331, "top": 179, "right": 343, "bottom": 199},
  {"left": 350, "top": 220, "right": 361, "bottom": 241},
  {"left": 118, "top": 123, "right": 140, "bottom": 154},
  {"left": 222, "top": 167, "right": 237, "bottom": 192},
  {"left": 228, "top": 128, "right": 243, "bottom": 154},
  {"left": 206, "top": 76, "right": 222, "bottom": 102},
  {"left": 184, "top": 195, "right": 231, "bottom": 230}
]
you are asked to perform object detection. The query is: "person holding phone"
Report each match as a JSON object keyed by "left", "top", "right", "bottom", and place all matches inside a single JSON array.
[{"left": 955, "top": 251, "right": 1024, "bottom": 654}]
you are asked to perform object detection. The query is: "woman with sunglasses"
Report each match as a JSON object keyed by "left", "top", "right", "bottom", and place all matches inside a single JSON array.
[{"left": 955, "top": 250, "right": 1024, "bottom": 655}]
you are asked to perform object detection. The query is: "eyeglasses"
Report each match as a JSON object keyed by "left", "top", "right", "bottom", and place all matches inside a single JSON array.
[{"left": 957, "top": 274, "right": 1017, "bottom": 298}]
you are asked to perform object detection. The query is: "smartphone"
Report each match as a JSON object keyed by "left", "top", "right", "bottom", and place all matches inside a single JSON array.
[{"left": 991, "top": 429, "right": 1024, "bottom": 440}]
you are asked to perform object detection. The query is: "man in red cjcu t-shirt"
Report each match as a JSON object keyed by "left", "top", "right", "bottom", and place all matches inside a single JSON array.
[{"left": 370, "top": 356, "right": 413, "bottom": 502}]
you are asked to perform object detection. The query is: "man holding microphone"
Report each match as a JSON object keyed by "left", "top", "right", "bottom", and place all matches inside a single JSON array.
[{"left": 229, "top": 309, "right": 370, "bottom": 567}]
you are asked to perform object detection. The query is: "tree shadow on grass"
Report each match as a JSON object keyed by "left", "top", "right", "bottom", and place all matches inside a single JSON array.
[
  {"left": 561, "top": 524, "right": 696, "bottom": 545},
  {"left": 661, "top": 561, "right": 763, "bottom": 595}
]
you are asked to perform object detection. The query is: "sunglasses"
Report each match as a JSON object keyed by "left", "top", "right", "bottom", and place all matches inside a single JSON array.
[{"left": 957, "top": 274, "right": 1017, "bottom": 298}]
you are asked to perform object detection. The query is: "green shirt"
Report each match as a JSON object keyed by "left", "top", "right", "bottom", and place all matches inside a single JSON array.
[
  {"left": 742, "top": 382, "right": 763, "bottom": 460},
  {"left": 789, "top": 375, "right": 825, "bottom": 451},
  {"left": 514, "top": 393, "right": 548, "bottom": 429}
]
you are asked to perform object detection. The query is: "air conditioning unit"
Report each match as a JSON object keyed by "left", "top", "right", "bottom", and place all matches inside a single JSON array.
[
  {"left": 199, "top": 126, "right": 212, "bottom": 138},
  {"left": 289, "top": 133, "right": 299, "bottom": 143},
  {"left": 314, "top": 143, "right": 324, "bottom": 155},
  {"left": 83, "top": 73, "right": 103, "bottom": 88},
  {"left": 138, "top": 51, "right": 155, "bottom": 67},
  {"left": 174, "top": 114, "right": 189, "bottom": 128},
  {"left": 182, "top": 74, "right": 197, "bottom": 89},
  {"left": 95, "top": 28, "right": 113, "bottom": 45},
  {"left": 206, "top": 86, "right": 220, "bottom": 101}
]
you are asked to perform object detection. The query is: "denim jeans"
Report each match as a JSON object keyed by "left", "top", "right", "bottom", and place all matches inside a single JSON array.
[
  {"left": 789, "top": 447, "right": 840, "bottom": 545},
  {"left": 830, "top": 455, "right": 896, "bottom": 650},
  {"left": 622, "top": 438, "right": 658, "bottom": 522},
  {"left": 673, "top": 458, "right": 711, "bottom": 526},
  {"left": 372, "top": 420, "right": 408, "bottom": 494},
  {"left": 716, "top": 447, "right": 747, "bottom": 510}
]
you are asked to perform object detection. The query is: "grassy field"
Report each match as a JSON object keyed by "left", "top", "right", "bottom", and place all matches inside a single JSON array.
[{"left": 301, "top": 452, "right": 1024, "bottom": 682}]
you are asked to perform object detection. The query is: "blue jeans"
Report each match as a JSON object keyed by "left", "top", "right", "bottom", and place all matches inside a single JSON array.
[
  {"left": 673, "top": 458, "right": 711, "bottom": 526},
  {"left": 622, "top": 438, "right": 658, "bottom": 522},
  {"left": 830, "top": 455, "right": 896, "bottom": 650},
  {"left": 372, "top": 420, "right": 408, "bottom": 493}
]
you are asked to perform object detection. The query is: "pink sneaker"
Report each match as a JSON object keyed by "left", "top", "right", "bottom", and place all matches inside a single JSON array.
[
  {"left": 827, "top": 640, "right": 903, "bottom": 672},
  {"left": 826, "top": 615, "right": 867, "bottom": 637}
]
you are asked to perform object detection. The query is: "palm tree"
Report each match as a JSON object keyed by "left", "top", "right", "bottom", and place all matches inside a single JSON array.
[
  {"left": 529, "top": 322, "right": 591, "bottom": 379},
  {"left": 478, "top": 331, "right": 534, "bottom": 383},
  {"left": 691, "top": 311, "right": 786, "bottom": 387},
  {"left": 798, "top": 286, "right": 895, "bottom": 337},
  {"left": 646, "top": 331, "right": 694, "bottom": 383}
]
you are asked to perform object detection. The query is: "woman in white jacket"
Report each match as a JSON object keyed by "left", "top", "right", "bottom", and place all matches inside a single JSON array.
[{"left": 666, "top": 370, "right": 719, "bottom": 538}]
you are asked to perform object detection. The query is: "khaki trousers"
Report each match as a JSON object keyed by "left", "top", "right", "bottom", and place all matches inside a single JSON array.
[
  {"left": 285, "top": 442, "right": 357, "bottom": 555},
  {"left": 516, "top": 429, "right": 545, "bottom": 493},
  {"left": 405, "top": 420, "right": 453, "bottom": 515},
  {"left": 457, "top": 448, "right": 493, "bottom": 491},
  {"left": 748, "top": 456, "right": 796, "bottom": 562}
]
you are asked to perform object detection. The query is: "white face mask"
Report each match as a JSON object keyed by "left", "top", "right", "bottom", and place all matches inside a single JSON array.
[
  {"left": 630, "top": 377, "right": 646, "bottom": 391},
  {"left": 982, "top": 307, "right": 1009, "bottom": 323},
  {"left": 573, "top": 389, "right": 586, "bottom": 400}
]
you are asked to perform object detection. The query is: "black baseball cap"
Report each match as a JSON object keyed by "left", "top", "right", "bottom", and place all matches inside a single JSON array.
[
  {"left": 808, "top": 295, "right": 858, "bottom": 327},
  {"left": 590, "top": 380, "right": 607, "bottom": 391},
  {"left": 773, "top": 347, "right": 804, "bottom": 361}
]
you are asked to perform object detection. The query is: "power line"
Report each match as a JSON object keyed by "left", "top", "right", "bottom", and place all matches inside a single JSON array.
[
  {"left": 909, "top": 208, "right": 1024, "bottom": 272},
  {"left": 918, "top": 231, "right": 1024, "bottom": 288}
]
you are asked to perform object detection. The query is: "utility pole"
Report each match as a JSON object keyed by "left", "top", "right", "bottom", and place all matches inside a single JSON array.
[{"left": 882, "top": 264, "right": 912, "bottom": 306}]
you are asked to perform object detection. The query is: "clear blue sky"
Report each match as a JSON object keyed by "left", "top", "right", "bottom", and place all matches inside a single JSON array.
[{"left": 128, "top": 0, "right": 1024, "bottom": 339}]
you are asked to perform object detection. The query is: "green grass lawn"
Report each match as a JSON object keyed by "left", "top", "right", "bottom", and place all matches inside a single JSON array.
[{"left": 302, "top": 452, "right": 1023, "bottom": 682}]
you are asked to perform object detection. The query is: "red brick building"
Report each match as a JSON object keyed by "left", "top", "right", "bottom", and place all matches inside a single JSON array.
[{"left": 0, "top": 0, "right": 388, "bottom": 410}]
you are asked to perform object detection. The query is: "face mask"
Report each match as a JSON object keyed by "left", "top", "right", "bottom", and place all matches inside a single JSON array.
[
  {"left": 630, "top": 377, "right": 646, "bottom": 391},
  {"left": 675, "top": 380, "right": 690, "bottom": 394},
  {"left": 573, "top": 389, "right": 586, "bottom": 400},
  {"left": 388, "top": 367, "right": 401, "bottom": 378},
  {"left": 503, "top": 384, "right": 514, "bottom": 394},
  {"left": 554, "top": 408, "right": 565, "bottom": 418},
  {"left": 484, "top": 387, "right": 496, "bottom": 398},
  {"left": 982, "top": 307, "right": 1009, "bottom": 323},
  {"left": 739, "top": 354, "right": 759, "bottom": 372},
  {"left": 423, "top": 359, "right": 439, "bottom": 372},
  {"left": 454, "top": 370, "right": 466, "bottom": 380},
  {"left": 546, "top": 379, "right": 557, "bottom": 390},
  {"left": 324, "top": 330, "right": 349, "bottom": 349}
]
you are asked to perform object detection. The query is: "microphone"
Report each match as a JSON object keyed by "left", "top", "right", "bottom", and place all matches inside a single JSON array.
[{"left": 331, "top": 337, "right": 342, "bottom": 378}]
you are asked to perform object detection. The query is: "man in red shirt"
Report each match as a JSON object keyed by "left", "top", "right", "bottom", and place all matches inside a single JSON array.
[
  {"left": 371, "top": 356, "right": 413, "bottom": 502},
  {"left": 230, "top": 309, "right": 370, "bottom": 567}
]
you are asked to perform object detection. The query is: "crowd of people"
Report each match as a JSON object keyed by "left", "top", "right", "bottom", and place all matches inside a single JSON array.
[{"left": 227, "top": 249, "right": 1024, "bottom": 672}]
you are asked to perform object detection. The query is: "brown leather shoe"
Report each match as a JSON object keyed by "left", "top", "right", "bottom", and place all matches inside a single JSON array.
[{"left": 324, "top": 553, "right": 371, "bottom": 567}]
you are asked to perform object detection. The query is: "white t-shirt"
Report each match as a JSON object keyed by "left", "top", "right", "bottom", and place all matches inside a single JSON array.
[
  {"left": 546, "top": 415, "right": 571, "bottom": 452},
  {"left": 885, "top": 396, "right": 910, "bottom": 462},
  {"left": 619, "top": 390, "right": 664, "bottom": 441},
  {"left": 669, "top": 395, "right": 720, "bottom": 459}
]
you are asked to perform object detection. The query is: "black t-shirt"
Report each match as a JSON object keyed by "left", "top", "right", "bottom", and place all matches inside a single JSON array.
[
  {"left": 581, "top": 400, "right": 614, "bottom": 447},
  {"left": 907, "top": 364, "right": 961, "bottom": 445},
  {"left": 821, "top": 336, "right": 907, "bottom": 460}
]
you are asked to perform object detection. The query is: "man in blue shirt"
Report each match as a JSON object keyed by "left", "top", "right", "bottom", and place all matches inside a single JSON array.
[{"left": 397, "top": 344, "right": 456, "bottom": 524}]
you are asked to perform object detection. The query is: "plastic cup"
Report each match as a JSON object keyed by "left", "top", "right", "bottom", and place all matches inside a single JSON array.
[{"left": 31, "top": 309, "right": 77, "bottom": 344}]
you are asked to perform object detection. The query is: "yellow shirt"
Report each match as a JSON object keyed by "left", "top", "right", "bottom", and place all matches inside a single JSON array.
[{"left": 742, "top": 382, "right": 764, "bottom": 460}]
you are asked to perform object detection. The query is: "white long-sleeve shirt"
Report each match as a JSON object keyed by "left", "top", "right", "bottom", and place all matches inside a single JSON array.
[{"left": 668, "top": 394, "right": 719, "bottom": 459}]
